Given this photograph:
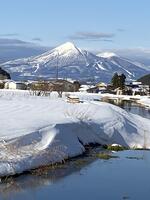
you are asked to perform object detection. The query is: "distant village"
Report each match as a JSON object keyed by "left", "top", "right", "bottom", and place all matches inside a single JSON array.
[{"left": 0, "top": 66, "right": 150, "bottom": 97}]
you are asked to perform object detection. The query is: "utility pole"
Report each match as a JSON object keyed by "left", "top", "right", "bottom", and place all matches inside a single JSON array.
[{"left": 56, "top": 51, "right": 59, "bottom": 80}]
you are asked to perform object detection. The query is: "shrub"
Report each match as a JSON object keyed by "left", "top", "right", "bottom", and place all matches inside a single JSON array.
[
  {"left": 95, "top": 152, "right": 119, "bottom": 160},
  {"left": 107, "top": 145, "right": 128, "bottom": 151}
]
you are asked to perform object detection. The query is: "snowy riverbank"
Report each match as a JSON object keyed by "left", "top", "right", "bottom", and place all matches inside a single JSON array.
[
  {"left": 0, "top": 90, "right": 150, "bottom": 176},
  {"left": 137, "top": 97, "right": 150, "bottom": 108},
  {"left": 100, "top": 93, "right": 150, "bottom": 108}
]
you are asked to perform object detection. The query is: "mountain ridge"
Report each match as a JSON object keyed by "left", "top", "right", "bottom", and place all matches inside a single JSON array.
[{"left": 1, "top": 42, "right": 149, "bottom": 83}]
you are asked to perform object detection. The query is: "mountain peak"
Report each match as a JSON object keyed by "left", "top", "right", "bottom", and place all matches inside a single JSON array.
[{"left": 54, "top": 42, "right": 77, "bottom": 52}]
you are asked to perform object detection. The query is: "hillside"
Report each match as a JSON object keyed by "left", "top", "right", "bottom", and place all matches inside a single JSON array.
[{"left": 137, "top": 74, "right": 150, "bottom": 85}]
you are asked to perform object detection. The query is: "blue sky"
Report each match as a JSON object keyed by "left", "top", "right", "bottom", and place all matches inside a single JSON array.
[{"left": 0, "top": 0, "right": 150, "bottom": 51}]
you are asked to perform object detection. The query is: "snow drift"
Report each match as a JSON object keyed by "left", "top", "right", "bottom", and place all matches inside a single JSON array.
[{"left": 0, "top": 90, "right": 150, "bottom": 176}]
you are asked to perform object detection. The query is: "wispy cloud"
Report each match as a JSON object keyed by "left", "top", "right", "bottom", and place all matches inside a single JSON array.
[
  {"left": 69, "top": 31, "right": 115, "bottom": 41},
  {"left": 0, "top": 38, "right": 50, "bottom": 63},
  {"left": 32, "top": 37, "right": 42, "bottom": 42},
  {"left": 0, "top": 38, "right": 32, "bottom": 46},
  {"left": 102, "top": 39, "right": 114, "bottom": 42},
  {"left": 0, "top": 33, "right": 19, "bottom": 37},
  {"left": 117, "top": 28, "right": 125, "bottom": 32}
]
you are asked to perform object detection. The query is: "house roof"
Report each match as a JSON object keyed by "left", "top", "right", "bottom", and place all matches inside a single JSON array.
[{"left": 96, "top": 82, "right": 107, "bottom": 87}]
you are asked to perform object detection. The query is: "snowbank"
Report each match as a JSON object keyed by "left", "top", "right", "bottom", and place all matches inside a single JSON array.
[
  {"left": 137, "top": 97, "right": 150, "bottom": 108},
  {"left": 0, "top": 90, "right": 150, "bottom": 176},
  {"left": 67, "top": 92, "right": 102, "bottom": 101}
]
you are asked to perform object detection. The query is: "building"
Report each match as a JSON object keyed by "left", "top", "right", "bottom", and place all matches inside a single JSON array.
[
  {"left": 52, "top": 79, "right": 78, "bottom": 92},
  {"left": 96, "top": 82, "right": 107, "bottom": 88},
  {"left": 126, "top": 81, "right": 149, "bottom": 95},
  {"left": 79, "top": 85, "right": 92, "bottom": 92},
  {"left": 96, "top": 82, "right": 107, "bottom": 92},
  {"left": 87, "top": 86, "right": 99, "bottom": 93},
  {"left": 4, "top": 81, "right": 27, "bottom": 90}
]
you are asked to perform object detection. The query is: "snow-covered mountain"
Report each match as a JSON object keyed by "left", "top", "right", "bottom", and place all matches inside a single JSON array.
[
  {"left": 0, "top": 42, "right": 149, "bottom": 82},
  {"left": 97, "top": 52, "right": 150, "bottom": 80}
]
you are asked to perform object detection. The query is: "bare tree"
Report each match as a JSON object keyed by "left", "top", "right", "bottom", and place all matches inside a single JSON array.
[{"left": 29, "top": 80, "right": 65, "bottom": 98}]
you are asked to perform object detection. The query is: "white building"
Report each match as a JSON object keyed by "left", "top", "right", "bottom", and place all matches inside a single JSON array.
[
  {"left": 4, "top": 81, "right": 27, "bottom": 90},
  {"left": 79, "top": 85, "right": 94, "bottom": 92}
]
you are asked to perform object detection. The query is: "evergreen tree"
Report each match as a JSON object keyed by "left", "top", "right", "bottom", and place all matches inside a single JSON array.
[
  {"left": 111, "top": 73, "right": 126, "bottom": 89},
  {"left": 111, "top": 73, "right": 119, "bottom": 88},
  {"left": 120, "top": 73, "right": 126, "bottom": 89}
]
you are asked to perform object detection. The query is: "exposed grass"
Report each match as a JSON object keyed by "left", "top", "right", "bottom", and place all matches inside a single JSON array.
[
  {"left": 106, "top": 145, "right": 128, "bottom": 151},
  {"left": 103, "top": 144, "right": 150, "bottom": 152},
  {"left": 74, "top": 159, "right": 88, "bottom": 166},
  {"left": 31, "top": 162, "right": 67, "bottom": 175},
  {"left": 95, "top": 152, "right": 119, "bottom": 160}
]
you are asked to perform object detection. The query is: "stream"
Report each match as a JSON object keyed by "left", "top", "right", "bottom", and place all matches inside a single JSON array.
[{"left": 0, "top": 100, "right": 150, "bottom": 200}]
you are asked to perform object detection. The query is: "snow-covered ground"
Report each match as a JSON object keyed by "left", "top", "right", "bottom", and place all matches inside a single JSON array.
[{"left": 0, "top": 89, "right": 150, "bottom": 176}]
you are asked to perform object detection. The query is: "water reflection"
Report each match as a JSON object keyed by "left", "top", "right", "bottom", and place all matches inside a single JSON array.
[
  {"left": 1, "top": 150, "right": 150, "bottom": 200},
  {"left": 101, "top": 98, "right": 150, "bottom": 119},
  {"left": 0, "top": 148, "right": 102, "bottom": 199}
]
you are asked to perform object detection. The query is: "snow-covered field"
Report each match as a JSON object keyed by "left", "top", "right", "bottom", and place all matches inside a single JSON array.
[{"left": 0, "top": 89, "right": 150, "bottom": 176}]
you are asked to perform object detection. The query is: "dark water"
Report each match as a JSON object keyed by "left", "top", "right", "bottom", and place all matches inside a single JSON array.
[
  {"left": 102, "top": 98, "right": 150, "bottom": 119},
  {"left": 0, "top": 101, "right": 150, "bottom": 200}
]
